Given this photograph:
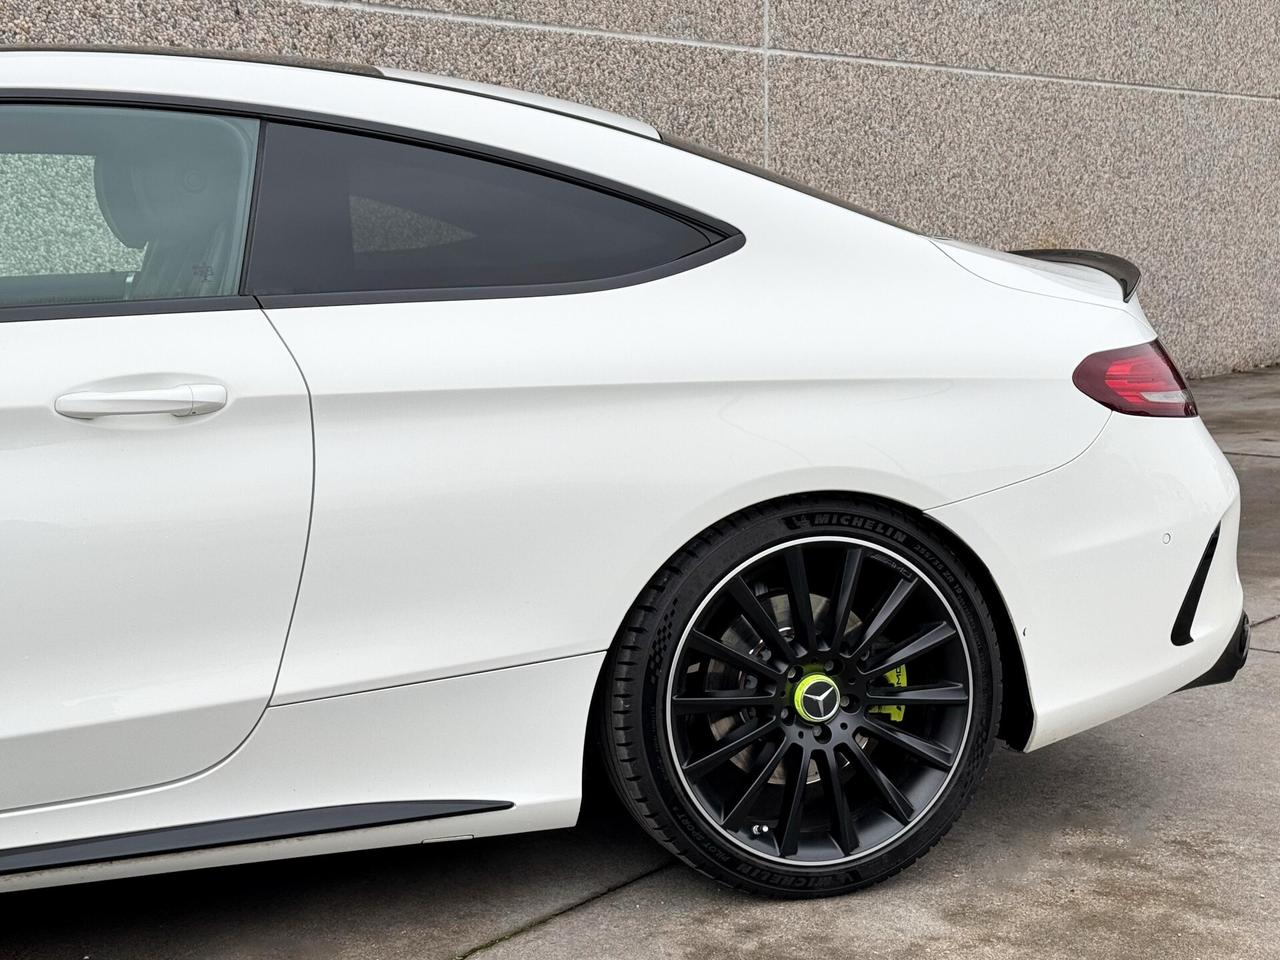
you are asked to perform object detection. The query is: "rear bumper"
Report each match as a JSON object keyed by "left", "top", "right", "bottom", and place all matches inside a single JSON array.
[
  {"left": 928, "top": 412, "right": 1244, "bottom": 750},
  {"left": 1180, "top": 612, "right": 1250, "bottom": 691}
]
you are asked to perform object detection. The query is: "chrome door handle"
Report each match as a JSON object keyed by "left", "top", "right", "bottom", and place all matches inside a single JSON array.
[{"left": 55, "top": 384, "right": 227, "bottom": 420}]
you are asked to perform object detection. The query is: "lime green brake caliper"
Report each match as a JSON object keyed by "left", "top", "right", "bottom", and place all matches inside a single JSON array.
[{"left": 868, "top": 665, "right": 907, "bottom": 722}]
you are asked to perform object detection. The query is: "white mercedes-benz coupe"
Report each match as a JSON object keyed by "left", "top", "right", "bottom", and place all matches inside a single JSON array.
[{"left": 0, "top": 48, "right": 1248, "bottom": 898}]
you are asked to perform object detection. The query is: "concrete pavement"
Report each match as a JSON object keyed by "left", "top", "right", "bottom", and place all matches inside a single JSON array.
[{"left": 6, "top": 366, "right": 1279, "bottom": 960}]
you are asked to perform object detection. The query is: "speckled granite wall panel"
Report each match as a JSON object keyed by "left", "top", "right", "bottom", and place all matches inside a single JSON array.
[
  {"left": 373, "top": 0, "right": 765, "bottom": 46},
  {"left": 772, "top": 0, "right": 1280, "bottom": 97}
]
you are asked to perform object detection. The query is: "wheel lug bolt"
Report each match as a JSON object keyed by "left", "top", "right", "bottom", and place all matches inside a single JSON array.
[
  {"left": 787, "top": 666, "right": 801, "bottom": 680},
  {"left": 840, "top": 696, "right": 850, "bottom": 708},
  {"left": 824, "top": 661, "right": 835, "bottom": 671},
  {"left": 780, "top": 707, "right": 790, "bottom": 720}
]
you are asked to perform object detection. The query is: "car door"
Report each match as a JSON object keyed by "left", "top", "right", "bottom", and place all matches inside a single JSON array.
[
  {"left": 243, "top": 120, "right": 739, "bottom": 703},
  {"left": 0, "top": 104, "right": 311, "bottom": 811}
]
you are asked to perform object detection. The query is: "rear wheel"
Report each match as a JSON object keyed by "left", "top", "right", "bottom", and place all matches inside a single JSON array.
[{"left": 599, "top": 496, "right": 1001, "bottom": 897}]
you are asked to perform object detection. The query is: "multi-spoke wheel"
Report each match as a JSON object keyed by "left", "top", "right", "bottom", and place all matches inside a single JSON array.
[{"left": 600, "top": 497, "right": 1001, "bottom": 897}]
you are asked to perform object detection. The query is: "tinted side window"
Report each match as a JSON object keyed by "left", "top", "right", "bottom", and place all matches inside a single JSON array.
[
  {"left": 247, "top": 122, "right": 720, "bottom": 296},
  {"left": 0, "top": 106, "right": 258, "bottom": 308}
]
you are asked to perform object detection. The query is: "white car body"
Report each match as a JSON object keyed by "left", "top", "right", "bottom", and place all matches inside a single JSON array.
[{"left": 0, "top": 50, "right": 1244, "bottom": 891}]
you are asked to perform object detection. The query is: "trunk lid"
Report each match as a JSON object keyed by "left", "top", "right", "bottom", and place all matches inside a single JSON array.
[{"left": 930, "top": 238, "right": 1136, "bottom": 307}]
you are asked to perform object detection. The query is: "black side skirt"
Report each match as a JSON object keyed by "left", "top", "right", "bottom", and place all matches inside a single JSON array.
[{"left": 0, "top": 800, "right": 511, "bottom": 876}]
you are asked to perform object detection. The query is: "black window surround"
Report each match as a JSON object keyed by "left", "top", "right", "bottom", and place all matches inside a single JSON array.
[
  {"left": 664, "top": 134, "right": 914, "bottom": 234},
  {"left": 0, "top": 90, "right": 744, "bottom": 324}
]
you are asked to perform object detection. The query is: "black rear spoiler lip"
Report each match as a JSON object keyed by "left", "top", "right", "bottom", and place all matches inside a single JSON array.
[{"left": 1008, "top": 248, "right": 1141, "bottom": 302}]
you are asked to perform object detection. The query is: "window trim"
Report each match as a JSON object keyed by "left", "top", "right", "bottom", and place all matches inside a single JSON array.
[
  {"left": 0, "top": 90, "right": 744, "bottom": 321},
  {"left": 664, "top": 134, "right": 914, "bottom": 233},
  {"left": 0, "top": 296, "right": 260, "bottom": 325}
]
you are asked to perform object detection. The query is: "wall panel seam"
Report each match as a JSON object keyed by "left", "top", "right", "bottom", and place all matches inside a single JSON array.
[
  {"left": 762, "top": 0, "right": 770, "bottom": 166},
  {"left": 305, "top": 0, "right": 1280, "bottom": 104}
]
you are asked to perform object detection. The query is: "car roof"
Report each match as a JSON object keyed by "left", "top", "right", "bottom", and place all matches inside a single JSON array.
[{"left": 0, "top": 46, "right": 660, "bottom": 140}]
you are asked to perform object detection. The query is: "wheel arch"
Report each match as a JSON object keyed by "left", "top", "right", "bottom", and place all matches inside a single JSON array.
[
  {"left": 913, "top": 508, "right": 1034, "bottom": 749},
  {"left": 583, "top": 487, "right": 1035, "bottom": 792}
]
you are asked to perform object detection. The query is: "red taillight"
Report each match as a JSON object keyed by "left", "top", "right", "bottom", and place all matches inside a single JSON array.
[{"left": 1072, "top": 340, "right": 1197, "bottom": 418}]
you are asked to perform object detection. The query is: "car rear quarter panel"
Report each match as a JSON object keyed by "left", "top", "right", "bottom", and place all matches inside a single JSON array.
[
  {"left": 133, "top": 55, "right": 1163, "bottom": 703},
  {"left": 263, "top": 225, "right": 1141, "bottom": 703}
]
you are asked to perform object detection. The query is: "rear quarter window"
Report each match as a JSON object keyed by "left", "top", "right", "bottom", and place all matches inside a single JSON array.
[{"left": 247, "top": 122, "right": 732, "bottom": 298}]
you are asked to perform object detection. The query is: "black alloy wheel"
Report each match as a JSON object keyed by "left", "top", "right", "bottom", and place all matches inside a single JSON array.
[{"left": 599, "top": 496, "right": 1001, "bottom": 897}]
